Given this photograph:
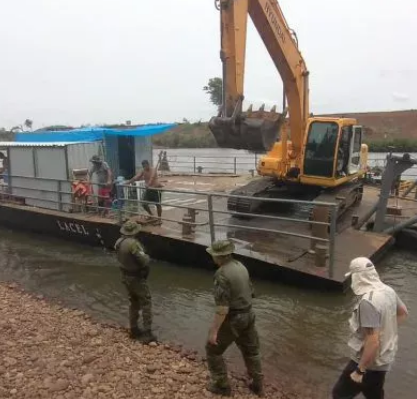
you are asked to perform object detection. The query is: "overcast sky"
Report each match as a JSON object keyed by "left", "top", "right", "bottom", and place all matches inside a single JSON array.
[{"left": 0, "top": 0, "right": 416, "bottom": 129}]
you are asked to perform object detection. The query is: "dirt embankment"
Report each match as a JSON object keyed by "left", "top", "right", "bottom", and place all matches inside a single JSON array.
[
  {"left": 152, "top": 110, "right": 417, "bottom": 149},
  {"left": 320, "top": 110, "right": 417, "bottom": 140},
  {"left": 0, "top": 283, "right": 294, "bottom": 399}
]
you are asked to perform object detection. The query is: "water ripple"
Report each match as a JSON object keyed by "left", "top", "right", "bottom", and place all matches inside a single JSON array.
[{"left": 0, "top": 227, "right": 416, "bottom": 398}]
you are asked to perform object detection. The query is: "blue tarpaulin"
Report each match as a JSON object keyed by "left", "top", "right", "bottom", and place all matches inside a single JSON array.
[{"left": 15, "top": 124, "right": 176, "bottom": 143}]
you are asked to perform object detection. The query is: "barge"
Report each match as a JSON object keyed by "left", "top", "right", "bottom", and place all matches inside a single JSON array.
[
  {"left": 1, "top": 164, "right": 416, "bottom": 291},
  {"left": 1, "top": 135, "right": 416, "bottom": 291}
]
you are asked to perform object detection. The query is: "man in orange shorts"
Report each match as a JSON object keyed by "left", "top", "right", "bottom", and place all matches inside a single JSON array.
[{"left": 88, "top": 155, "right": 113, "bottom": 216}]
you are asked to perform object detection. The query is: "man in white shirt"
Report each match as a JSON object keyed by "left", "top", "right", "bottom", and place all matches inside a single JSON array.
[{"left": 332, "top": 257, "right": 408, "bottom": 399}]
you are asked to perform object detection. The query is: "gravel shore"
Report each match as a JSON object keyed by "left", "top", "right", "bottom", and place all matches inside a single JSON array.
[{"left": 0, "top": 283, "right": 288, "bottom": 399}]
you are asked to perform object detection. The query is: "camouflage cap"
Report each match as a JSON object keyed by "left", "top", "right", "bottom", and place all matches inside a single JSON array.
[
  {"left": 206, "top": 240, "right": 235, "bottom": 256},
  {"left": 120, "top": 220, "right": 142, "bottom": 236},
  {"left": 90, "top": 155, "right": 102, "bottom": 163}
]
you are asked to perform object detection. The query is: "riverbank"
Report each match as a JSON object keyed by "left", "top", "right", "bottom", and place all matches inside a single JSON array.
[
  {"left": 0, "top": 282, "right": 289, "bottom": 399},
  {"left": 151, "top": 112, "right": 417, "bottom": 151}
]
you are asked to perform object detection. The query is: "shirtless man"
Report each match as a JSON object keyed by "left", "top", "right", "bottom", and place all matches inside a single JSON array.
[{"left": 127, "top": 160, "right": 163, "bottom": 223}]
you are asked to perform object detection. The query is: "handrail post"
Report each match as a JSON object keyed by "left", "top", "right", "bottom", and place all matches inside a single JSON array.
[
  {"left": 234, "top": 157, "right": 237, "bottom": 175},
  {"left": 328, "top": 205, "right": 338, "bottom": 279},
  {"left": 116, "top": 182, "right": 123, "bottom": 225},
  {"left": 58, "top": 180, "right": 63, "bottom": 211},
  {"left": 207, "top": 194, "right": 215, "bottom": 244},
  {"left": 193, "top": 157, "right": 196, "bottom": 173}
]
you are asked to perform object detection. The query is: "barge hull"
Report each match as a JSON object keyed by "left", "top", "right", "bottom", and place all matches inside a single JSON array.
[{"left": 0, "top": 202, "right": 352, "bottom": 290}]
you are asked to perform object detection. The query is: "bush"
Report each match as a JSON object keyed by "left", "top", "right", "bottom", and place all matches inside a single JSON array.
[
  {"left": 152, "top": 123, "right": 216, "bottom": 148},
  {"left": 364, "top": 138, "right": 417, "bottom": 152},
  {"left": 152, "top": 122, "right": 417, "bottom": 151}
]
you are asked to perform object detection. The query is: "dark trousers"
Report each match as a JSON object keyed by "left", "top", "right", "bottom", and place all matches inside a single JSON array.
[
  {"left": 121, "top": 276, "right": 152, "bottom": 331},
  {"left": 205, "top": 311, "right": 263, "bottom": 388},
  {"left": 332, "top": 360, "right": 387, "bottom": 399}
]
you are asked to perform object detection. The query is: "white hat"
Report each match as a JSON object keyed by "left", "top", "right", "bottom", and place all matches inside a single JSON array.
[
  {"left": 346, "top": 257, "right": 385, "bottom": 296},
  {"left": 345, "top": 257, "right": 375, "bottom": 277}
]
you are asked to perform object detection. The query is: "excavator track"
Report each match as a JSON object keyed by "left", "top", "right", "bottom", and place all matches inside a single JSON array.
[
  {"left": 227, "top": 177, "right": 321, "bottom": 217},
  {"left": 309, "top": 180, "right": 363, "bottom": 230},
  {"left": 227, "top": 178, "right": 278, "bottom": 215},
  {"left": 227, "top": 177, "right": 364, "bottom": 226},
  {"left": 313, "top": 180, "right": 363, "bottom": 218}
]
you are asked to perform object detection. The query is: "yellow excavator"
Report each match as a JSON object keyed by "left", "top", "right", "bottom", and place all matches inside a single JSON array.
[{"left": 209, "top": 0, "right": 369, "bottom": 217}]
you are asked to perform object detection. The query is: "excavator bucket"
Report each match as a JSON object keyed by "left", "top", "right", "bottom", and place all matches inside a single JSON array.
[{"left": 208, "top": 106, "right": 287, "bottom": 152}]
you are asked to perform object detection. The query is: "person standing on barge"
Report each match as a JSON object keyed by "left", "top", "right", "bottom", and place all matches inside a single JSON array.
[
  {"left": 88, "top": 155, "right": 113, "bottom": 216},
  {"left": 126, "top": 159, "right": 163, "bottom": 224}
]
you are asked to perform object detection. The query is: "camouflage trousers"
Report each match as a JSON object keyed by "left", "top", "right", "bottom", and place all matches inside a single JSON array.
[
  {"left": 122, "top": 276, "right": 152, "bottom": 331},
  {"left": 205, "top": 311, "right": 263, "bottom": 388}
]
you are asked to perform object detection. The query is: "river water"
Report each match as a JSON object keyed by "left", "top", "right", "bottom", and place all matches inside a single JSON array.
[
  {"left": 0, "top": 226, "right": 415, "bottom": 398},
  {"left": 154, "top": 148, "right": 417, "bottom": 180}
]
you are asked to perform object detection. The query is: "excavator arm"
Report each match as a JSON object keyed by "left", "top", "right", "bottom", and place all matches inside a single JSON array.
[{"left": 209, "top": 0, "right": 309, "bottom": 156}]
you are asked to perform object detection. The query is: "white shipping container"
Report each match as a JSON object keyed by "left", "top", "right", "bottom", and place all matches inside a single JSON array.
[{"left": 1, "top": 141, "right": 102, "bottom": 212}]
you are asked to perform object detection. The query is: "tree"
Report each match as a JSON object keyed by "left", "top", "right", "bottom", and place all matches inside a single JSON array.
[
  {"left": 24, "top": 119, "right": 33, "bottom": 131},
  {"left": 203, "top": 77, "right": 222, "bottom": 108},
  {"left": 9, "top": 119, "right": 34, "bottom": 133},
  {"left": 10, "top": 125, "right": 23, "bottom": 133}
]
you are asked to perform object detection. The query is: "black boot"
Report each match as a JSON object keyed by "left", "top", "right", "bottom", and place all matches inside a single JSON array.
[
  {"left": 129, "top": 327, "right": 143, "bottom": 339},
  {"left": 249, "top": 381, "right": 265, "bottom": 397},
  {"left": 139, "top": 330, "right": 157, "bottom": 344},
  {"left": 206, "top": 382, "right": 232, "bottom": 397}
]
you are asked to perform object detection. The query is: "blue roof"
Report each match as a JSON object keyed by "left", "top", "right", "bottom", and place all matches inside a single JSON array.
[{"left": 15, "top": 123, "right": 176, "bottom": 143}]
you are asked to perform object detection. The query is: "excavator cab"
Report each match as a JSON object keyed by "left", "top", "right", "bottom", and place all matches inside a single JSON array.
[
  {"left": 303, "top": 121, "right": 339, "bottom": 178},
  {"left": 209, "top": 106, "right": 287, "bottom": 153},
  {"left": 302, "top": 119, "right": 364, "bottom": 181}
]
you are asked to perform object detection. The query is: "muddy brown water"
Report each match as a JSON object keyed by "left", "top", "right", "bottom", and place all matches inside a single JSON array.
[
  {"left": 0, "top": 226, "right": 416, "bottom": 398},
  {"left": 154, "top": 148, "right": 417, "bottom": 180}
]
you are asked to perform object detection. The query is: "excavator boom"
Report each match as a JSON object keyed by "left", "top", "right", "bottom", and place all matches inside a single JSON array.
[{"left": 209, "top": 0, "right": 309, "bottom": 154}]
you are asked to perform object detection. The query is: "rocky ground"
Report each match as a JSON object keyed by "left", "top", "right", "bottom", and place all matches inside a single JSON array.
[{"left": 0, "top": 283, "right": 291, "bottom": 399}]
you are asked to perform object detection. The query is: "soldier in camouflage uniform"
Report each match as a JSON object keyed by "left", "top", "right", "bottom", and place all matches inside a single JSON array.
[
  {"left": 205, "top": 240, "right": 264, "bottom": 397},
  {"left": 114, "top": 221, "right": 156, "bottom": 344}
]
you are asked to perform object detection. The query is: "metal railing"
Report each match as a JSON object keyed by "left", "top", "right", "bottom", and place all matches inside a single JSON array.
[
  {"left": 365, "top": 153, "right": 417, "bottom": 180},
  {"left": 155, "top": 152, "right": 417, "bottom": 180},
  {"left": 157, "top": 154, "right": 261, "bottom": 175},
  {"left": 0, "top": 174, "right": 339, "bottom": 278}
]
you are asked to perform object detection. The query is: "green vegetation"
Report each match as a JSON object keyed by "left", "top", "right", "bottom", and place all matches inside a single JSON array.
[
  {"left": 0, "top": 131, "right": 15, "bottom": 141},
  {"left": 153, "top": 123, "right": 417, "bottom": 152},
  {"left": 3, "top": 118, "right": 417, "bottom": 152},
  {"left": 152, "top": 122, "right": 216, "bottom": 148},
  {"left": 364, "top": 138, "right": 417, "bottom": 152},
  {"left": 36, "top": 125, "right": 75, "bottom": 131},
  {"left": 203, "top": 77, "right": 222, "bottom": 108},
  {"left": 151, "top": 75, "right": 222, "bottom": 148}
]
